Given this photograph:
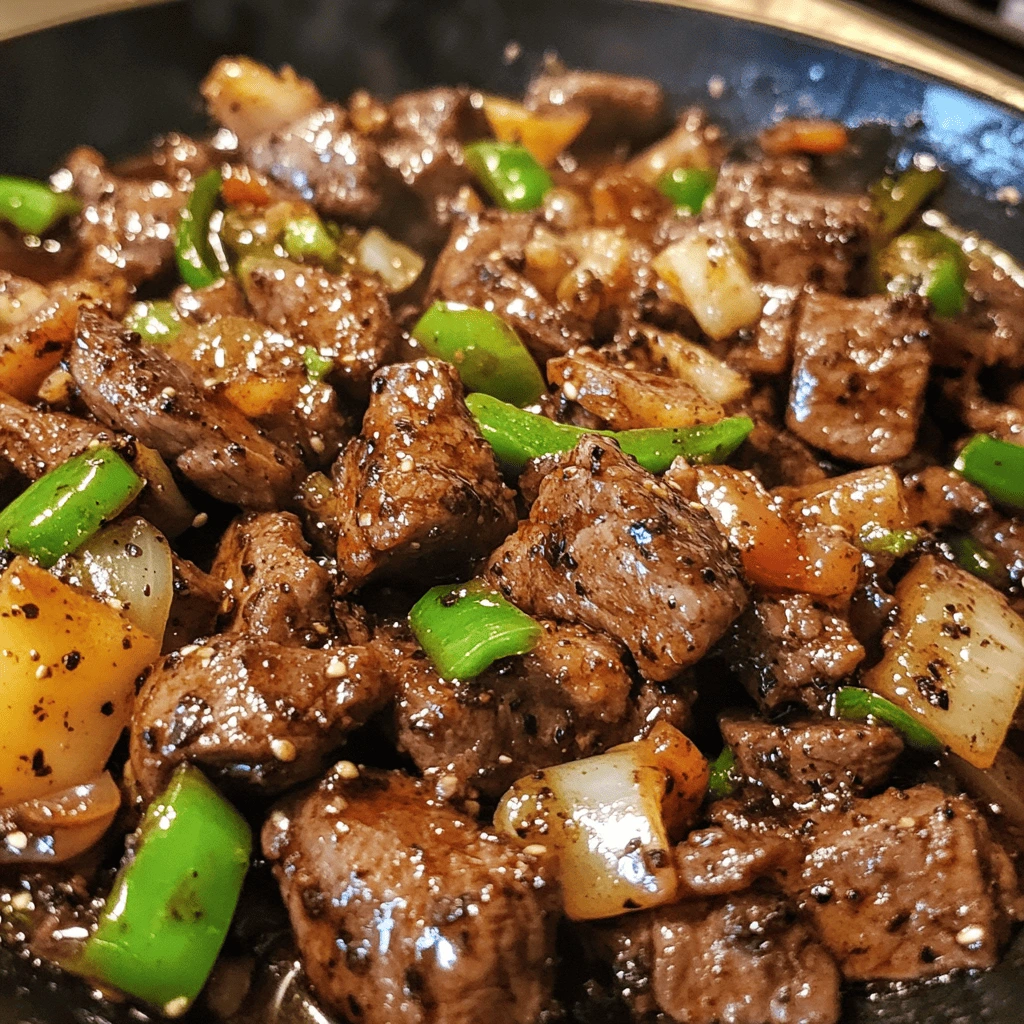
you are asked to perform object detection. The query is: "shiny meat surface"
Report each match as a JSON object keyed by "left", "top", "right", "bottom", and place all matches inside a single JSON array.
[{"left": 262, "top": 767, "right": 559, "bottom": 1024}]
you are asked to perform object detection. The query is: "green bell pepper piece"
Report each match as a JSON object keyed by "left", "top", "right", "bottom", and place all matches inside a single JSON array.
[
  {"left": 71, "top": 765, "right": 251, "bottom": 1016},
  {"left": 410, "top": 578, "right": 543, "bottom": 679},
  {"left": 302, "top": 346, "right": 335, "bottom": 384},
  {"left": 411, "top": 302, "right": 546, "bottom": 407},
  {"left": 282, "top": 213, "right": 338, "bottom": 265},
  {"left": 0, "top": 176, "right": 81, "bottom": 235},
  {"left": 858, "top": 525, "right": 923, "bottom": 558},
  {"left": 946, "top": 532, "right": 1010, "bottom": 589},
  {"left": 0, "top": 447, "right": 144, "bottom": 568},
  {"left": 706, "top": 747, "right": 738, "bottom": 801},
  {"left": 657, "top": 167, "right": 717, "bottom": 213},
  {"left": 465, "top": 392, "right": 753, "bottom": 474},
  {"left": 877, "top": 229, "right": 966, "bottom": 317},
  {"left": 954, "top": 433, "right": 1024, "bottom": 511},
  {"left": 834, "top": 686, "right": 943, "bottom": 754},
  {"left": 464, "top": 142, "right": 553, "bottom": 212},
  {"left": 124, "top": 300, "right": 182, "bottom": 344},
  {"left": 871, "top": 165, "right": 945, "bottom": 241},
  {"left": 175, "top": 168, "right": 223, "bottom": 288}
]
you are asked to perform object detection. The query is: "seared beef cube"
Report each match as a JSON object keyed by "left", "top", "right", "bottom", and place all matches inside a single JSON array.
[
  {"left": 262, "top": 768, "right": 559, "bottom": 1024},
  {"left": 429, "top": 212, "right": 590, "bottom": 362},
  {"left": 525, "top": 69, "right": 666, "bottom": 151},
  {"left": 786, "top": 293, "right": 931, "bottom": 465},
  {"left": 789, "top": 785, "right": 1024, "bottom": 980},
  {"left": 719, "top": 715, "right": 904, "bottom": 809},
  {"left": 591, "top": 891, "right": 841, "bottom": 1024},
  {"left": 719, "top": 592, "right": 864, "bottom": 712},
  {"left": 131, "top": 636, "right": 392, "bottom": 799},
  {"left": 727, "top": 283, "right": 803, "bottom": 376},
  {"left": 388, "top": 621, "right": 692, "bottom": 799},
  {"left": 163, "top": 555, "right": 223, "bottom": 653},
  {"left": 212, "top": 511, "right": 333, "bottom": 646},
  {"left": 240, "top": 257, "right": 396, "bottom": 396},
  {"left": 332, "top": 359, "right": 516, "bottom": 594},
  {"left": 69, "top": 311, "right": 305, "bottom": 510},
  {"left": 171, "top": 277, "right": 249, "bottom": 324},
  {"left": 487, "top": 436, "right": 747, "bottom": 681}
]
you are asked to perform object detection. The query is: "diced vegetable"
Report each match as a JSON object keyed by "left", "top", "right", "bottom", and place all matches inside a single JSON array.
[
  {"left": 871, "top": 165, "right": 945, "bottom": 241},
  {"left": 482, "top": 96, "right": 590, "bottom": 166},
  {"left": 706, "top": 746, "right": 738, "bottom": 801},
  {"left": 759, "top": 119, "right": 848, "bottom": 156},
  {"left": 877, "top": 229, "right": 966, "bottom": 317},
  {"left": 642, "top": 326, "right": 750, "bottom": 404},
  {"left": 954, "top": 433, "right": 1024, "bottom": 511},
  {"left": 411, "top": 302, "right": 545, "bottom": 407},
  {"left": 124, "top": 300, "right": 182, "bottom": 344},
  {"left": 0, "top": 772, "right": 120, "bottom": 864},
  {"left": 0, "top": 558, "right": 161, "bottom": 805},
  {"left": 833, "top": 686, "right": 942, "bottom": 753},
  {"left": 627, "top": 117, "right": 719, "bottom": 186},
  {"left": 862, "top": 555, "right": 1024, "bottom": 769},
  {"left": 0, "top": 176, "right": 81, "bottom": 235},
  {"left": 219, "top": 167, "right": 272, "bottom": 208},
  {"left": 946, "top": 532, "right": 1010, "bottom": 589},
  {"left": 859, "top": 527, "right": 923, "bottom": 558},
  {"left": 0, "top": 447, "right": 144, "bottom": 568},
  {"left": 653, "top": 233, "right": 763, "bottom": 340},
  {"left": 71, "top": 765, "right": 251, "bottom": 1016},
  {"left": 302, "top": 346, "right": 334, "bottom": 384},
  {"left": 495, "top": 722, "right": 707, "bottom": 920},
  {"left": 356, "top": 227, "right": 425, "bottom": 293},
  {"left": 465, "top": 392, "right": 754, "bottom": 474},
  {"left": 464, "top": 141, "right": 553, "bottom": 212},
  {"left": 175, "top": 168, "right": 223, "bottom": 289},
  {"left": 657, "top": 167, "right": 717, "bottom": 213},
  {"left": 282, "top": 213, "right": 337, "bottom": 265},
  {"left": 409, "top": 578, "right": 542, "bottom": 679}
]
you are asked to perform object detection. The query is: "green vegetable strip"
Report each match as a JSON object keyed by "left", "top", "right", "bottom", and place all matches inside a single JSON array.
[
  {"left": 283, "top": 214, "right": 337, "bottom": 265},
  {"left": 0, "top": 176, "right": 81, "bottom": 235},
  {"left": 0, "top": 447, "right": 144, "bottom": 568},
  {"left": 954, "top": 433, "right": 1024, "bottom": 511},
  {"left": 124, "top": 300, "right": 182, "bottom": 344},
  {"left": 465, "top": 392, "right": 754, "bottom": 474},
  {"left": 925, "top": 254, "right": 966, "bottom": 317},
  {"left": 302, "top": 346, "right": 335, "bottom": 384},
  {"left": 411, "top": 302, "right": 546, "bottom": 407},
  {"left": 876, "top": 230, "right": 965, "bottom": 318},
  {"left": 706, "top": 747, "right": 738, "bottom": 801},
  {"left": 946, "top": 532, "right": 1010, "bottom": 589},
  {"left": 464, "top": 142, "right": 553, "bottom": 212},
  {"left": 657, "top": 167, "right": 717, "bottom": 214},
  {"left": 71, "top": 765, "right": 251, "bottom": 1015},
  {"left": 175, "top": 168, "right": 223, "bottom": 288},
  {"left": 858, "top": 525, "right": 923, "bottom": 557},
  {"left": 871, "top": 166, "right": 945, "bottom": 241},
  {"left": 834, "top": 686, "right": 943, "bottom": 754},
  {"left": 409, "top": 578, "right": 543, "bottom": 680}
]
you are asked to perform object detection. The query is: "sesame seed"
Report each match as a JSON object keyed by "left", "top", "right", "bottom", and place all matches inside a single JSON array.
[
  {"left": 163, "top": 996, "right": 190, "bottom": 1018},
  {"left": 195, "top": 646, "right": 215, "bottom": 662},
  {"left": 523, "top": 843, "right": 547, "bottom": 857},
  {"left": 270, "top": 738, "right": 297, "bottom": 762},
  {"left": 192, "top": 512, "right": 209, "bottom": 529},
  {"left": 562, "top": 381, "right": 578, "bottom": 401},
  {"left": 179, "top": 644, "right": 199, "bottom": 657},
  {"left": 357, "top": 512, "right": 373, "bottom": 527},
  {"left": 270, "top": 810, "right": 290, "bottom": 831},
  {"left": 10, "top": 891, "right": 32, "bottom": 911},
  {"left": 6, "top": 831, "right": 28, "bottom": 852},
  {"left": 160, "top": 387, "right": 177, "bottom": 399},
  {"left": 35, "top": 665, "right": 51, "bottom": 680},
  {"left": 326, "top": 656, "right": 348, "bottom": 679},
  {"left": 106, "top": 597, "right": 124, "bottom": 611},
  {"left": 310, "top": 436, "right": 325, "bottom": 454},
  {"left": 334, "top": 760, "right": 360, "bottom": 780},
  {"left": 497, "top": 754, "right": 513, "bottom": 765},
  {"left": 956, "top": 925, "right": 985, "bottom": 947},
  {"left": 436, "top": 774, "right": 459, "bottom": 800},
  {"left": 898, "top": 817, "right": 916, "bottom": 829}
]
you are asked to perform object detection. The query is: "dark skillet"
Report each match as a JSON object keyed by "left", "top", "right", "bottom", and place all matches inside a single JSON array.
[{"left": 0, "top": 0, "right": 1022, "bottom": 1020}]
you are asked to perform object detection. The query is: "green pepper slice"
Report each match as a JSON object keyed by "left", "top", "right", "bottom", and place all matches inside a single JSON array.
[
  {"left": 411, "top": 302, "right": 546, "bottom": 407},
  {"left": 175, "top": 168, "right": 223, "bottom": 288},
  {"left": 409, "top": 578, "right": 543, "bottom": 679},
  {"left": 0, "top": 176, "right": 81, "bottom": 235},
  {"left": 871, "top": 165, "right": 945, "bottom": 241},
  {"left": 302, "top": 346, "right": 335, "bottom": 384},
  {"left": 954, "top": 433, "right": 1024, "bottom": 511},
  {"left": 282, "top": 213, "right": 338, "bottom": 265},
  {"left": 71, "top": 765, "right": 251, "bottom": 1016},
  {"left": 858, "top": 525, "right": 924, "bottom": 558},
  {"left": 465, "top": 392, "right": 753, "bottom": 474},
  {"left": 0, "top": 447, "right": 144, "bottom": 568},
  {"left": 834, "top": 686, "right": 943, "bottom": 753},
  {"left": 706, "top": 747, "right": 738, "bottom": 801},
  {"left": 877, "top": 229, "right": 966, "bottom": 318},
  {"left": 946, "top": 532, "right": 1011, "bottom": 589},
  {"left": 657, "top": 167, "right": 717, "bottom": 214},
  {"left": 464, "top": 141, "right": 553, "bottom": 212},
  {"left": 124, "top": 300, "right": 183, "bottom": 344}
]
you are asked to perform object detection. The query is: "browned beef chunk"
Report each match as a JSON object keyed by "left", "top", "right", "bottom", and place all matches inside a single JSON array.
[
  {"left": 710, "top": 159, "right": 874, "bottom": 291},
  {"left": 387, "top": 621, "right": 692, "bottom": 800},
  {"left": 719, "top": 715, "right": 904, "bottom": 810},
  {"left": 429, "top": 212, "right": 590, "bottom": 362},
  {"left": 487, "top": 436, "right": 747, "bottom": 682},
  {"left": 239, "top": 257, "right": 396, "bottom": 397},
  {"left": 262, "top": 768, "right": 559, "bottom": 1024},
  {"left": 69, "top": 311, "right": 305, "bottom": 510},
  {"left": 592, "top": 891, "right": 841, "bottom": 1024},
  {"left": 525, "top": 69, "right": 666, "bottom": 151},
  {"left": 517, "top": 450, "right": 574, "bottom": 509},
  {"left": 786, "top": 293, "right": 931, "bottom": 465},
  {"left": 738, "top": 415, "right": 829, "bottom": 488},
  {"left": 787, "top": 785, "right": 1024, "bottom": 980},
  {"left": 171, "top": 277, "right": 249, "bottom": 324},
  {"left": 945, "top": 370, "right": 1024, "bottom": 444},
  {"left": 727, "top": 283, "right": 803, "bottom": 377},
  {"left": 131, "top": 636, "right": 392, "bottom": 799},
  {"left": 720, "top": 592, "right": 864, "bottom": 712},
  {"left": 112, "top": 131, "right": 213, "bottom": 184},
  {"left": 163, "top": 555, "right": 223, "bottom": 653},
  {"left": 64, "top": 146, "right": 189, "bottom": 285},
  {"left": 331, "top": 359, "right": 516, "bottom": 594},
  {"left": 212, "top": 511, "right": 333, "bottom": 645},
  {"left": 904, "top": 465, "right": 991, "bottom": 531}
]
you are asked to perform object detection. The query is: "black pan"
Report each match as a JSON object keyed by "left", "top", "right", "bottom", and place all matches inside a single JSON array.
[{"left": 0, "top": 1, "right": 1022, "bottom": 1021}]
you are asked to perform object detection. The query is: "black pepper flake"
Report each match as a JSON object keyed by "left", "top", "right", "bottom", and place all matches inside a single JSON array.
[
  {"left": 62, "top": 651, "right": 82, "bottom": 671},
  {"left": 100, "top": 702, "right": 114, "bottom": 717},
  {"left": 31, "top": 749, "right": 52, "bottom": 778},
  {"left": 21, "top": 603, "right": 39, "bottom": 620}
]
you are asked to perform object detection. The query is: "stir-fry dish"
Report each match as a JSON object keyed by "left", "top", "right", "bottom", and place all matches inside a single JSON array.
[{"left": 2, "top": 55, "right": 1024, "bottom": 1024}]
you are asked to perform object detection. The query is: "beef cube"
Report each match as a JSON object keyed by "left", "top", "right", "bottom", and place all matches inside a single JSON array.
[
  {"left": 789, "top": 785, "right": 1024, "bottom": 980},
  {"left": 727, "top": 283, "right": 803, "bottom": 377},
  {"left": 787, "top": 293, "right": 931, "bottom": 465},
  {"left": 332, "top": 359, "right": 516, "bottom": 594},
  {"left": 262, "top": 768, "right": 559, "bottom": 1024},
  {"left": 487, "top": 436, "right": 747, "bottom": 682},
  {"left": 163, "top": 555, "right": 223, "bottom": 653}
]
